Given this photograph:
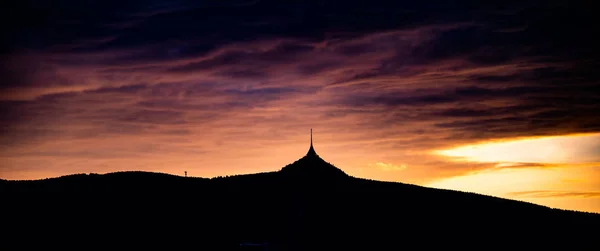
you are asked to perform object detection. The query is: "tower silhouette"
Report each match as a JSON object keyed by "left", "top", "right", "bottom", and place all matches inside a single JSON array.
[{"left": 280, "top": 127, "right": 348, "bottom": 180}]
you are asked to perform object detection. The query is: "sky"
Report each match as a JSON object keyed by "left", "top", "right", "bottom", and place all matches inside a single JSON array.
[{"left": 1, "top": 1, "right": 599, "bottom": 213}]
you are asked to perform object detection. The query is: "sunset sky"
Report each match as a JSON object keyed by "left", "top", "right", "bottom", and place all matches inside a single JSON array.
[{"left": 1, "top": 1, "right": 599, "bottom": 213}]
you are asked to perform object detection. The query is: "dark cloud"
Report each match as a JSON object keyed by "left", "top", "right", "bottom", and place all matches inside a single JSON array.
[
  {"left": 433, "top": 111, "right": 600, "bottom": 140},
  {"left": 118, "top": 109, "right": 186, "bottom": 125},
  {"left": 344, "top": 86, "right": 547, "bottom": 108},
  {"left": 167, "top": 42, "right": 315, "bottom": 74},
  {"left": 0, "top": 1, "right": 412, "bottom": 56},
  {"left": 224, "top": 86, "right": 316, "bottom": 99},
  {"left": 87, "top": 84, "right": 149, "bottom": 94},
  {"left": 425, "top": 106, "right": 536, "bottom": 119},
  {"left": 347, "top": 92, "right": 456, "bottom": 108},
  {"left": 3, "top": 1, "right": 591, "bottom": 57},
  {"left": 297, "top": 61, "right": 343, "bottom": 76}
]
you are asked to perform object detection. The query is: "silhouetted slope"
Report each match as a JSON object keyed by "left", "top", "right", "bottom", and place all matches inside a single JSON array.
[
  {"left": 2, "top": 155, "right": 599, "bottom": 250},
  {"left": 279, "top": 152, "right": 349, "bottom": 183}
]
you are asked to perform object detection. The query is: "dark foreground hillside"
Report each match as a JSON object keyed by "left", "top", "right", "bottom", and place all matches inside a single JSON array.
[{"left": 2, "top": 151, "right": 599, "bottom": 250}]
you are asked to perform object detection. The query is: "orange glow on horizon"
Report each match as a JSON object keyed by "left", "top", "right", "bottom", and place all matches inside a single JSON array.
[
  {"left": 2, "top": 130, "right": 600, "bottom": 213},
  {"left": 428, "top": 133, "right": 600, "bottom": 213}
]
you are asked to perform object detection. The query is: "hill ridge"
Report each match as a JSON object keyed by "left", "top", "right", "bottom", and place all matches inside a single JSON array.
[
  {"left": 2, "top": 143, "right": 600, "bottom": 250},
  {"left": 3, "top": 166, "right": 599, "bottom": 216}
]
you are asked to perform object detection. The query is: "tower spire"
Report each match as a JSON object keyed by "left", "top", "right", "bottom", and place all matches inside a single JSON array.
[{"left": 307, "top": 128, "right": 317, "bottom": 156}]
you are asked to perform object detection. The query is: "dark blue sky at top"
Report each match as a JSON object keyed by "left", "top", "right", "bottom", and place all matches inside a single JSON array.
[{"left": 2, "top": 1, "right": 596, "bottom": 59}]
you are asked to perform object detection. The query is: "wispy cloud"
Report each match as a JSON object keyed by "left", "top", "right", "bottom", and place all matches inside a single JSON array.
[
  {"left": 494, "top": 162, "right": 549, "bottom": 168},
  {"left": 433, "top": 133, "right": 600, "bottom": 165},
  {"left": 368, "top": 162, "right": 407, "bottom": 172},
  {"left": 506, "top": 190, "right": 600, "bottom": 199}
]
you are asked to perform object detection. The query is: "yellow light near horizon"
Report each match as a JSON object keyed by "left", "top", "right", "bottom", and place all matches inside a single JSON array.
[
  {"left": 434, "top": 133, "right": 600, "bottom": 164},
  {"left": 428, "top": 132, "right": 600, "bottom": 213},
  {"left": 426, "top": 164, "right": 600, "bottom": 213},
  {"left": 427, "top": 168, "right": 557, "bottom": 196}
]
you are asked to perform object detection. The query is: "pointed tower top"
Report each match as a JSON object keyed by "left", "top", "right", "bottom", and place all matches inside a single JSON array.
[{"left": 307, "top": 128, "right": 317, "bottom": 156}]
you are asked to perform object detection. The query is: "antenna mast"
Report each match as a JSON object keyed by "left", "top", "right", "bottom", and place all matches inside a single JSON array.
[{"left": 306, "top": 128, "right": 317, "bottom": 156}]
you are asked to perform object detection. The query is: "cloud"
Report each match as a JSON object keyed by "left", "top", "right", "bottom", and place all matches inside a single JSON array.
[
  {"left": 368, "top": 162, "right": 407, "bottom": 171},
  {"left": 494, "top": 162, "right": 549, "bottom": 168},
  {"left": 506, "top": 190, "right": 600, "bottom": 199},
  {"left": 433, "top": 133, "right": 600, "bottom": 165}
]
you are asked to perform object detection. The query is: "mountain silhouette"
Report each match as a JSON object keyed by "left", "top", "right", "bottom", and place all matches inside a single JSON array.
[
  {"left": 280, "top": 129, "right": 349, "bottom": 183},
  {"left": 2, "top": 130, "right": 599, "bottom": 250}
]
